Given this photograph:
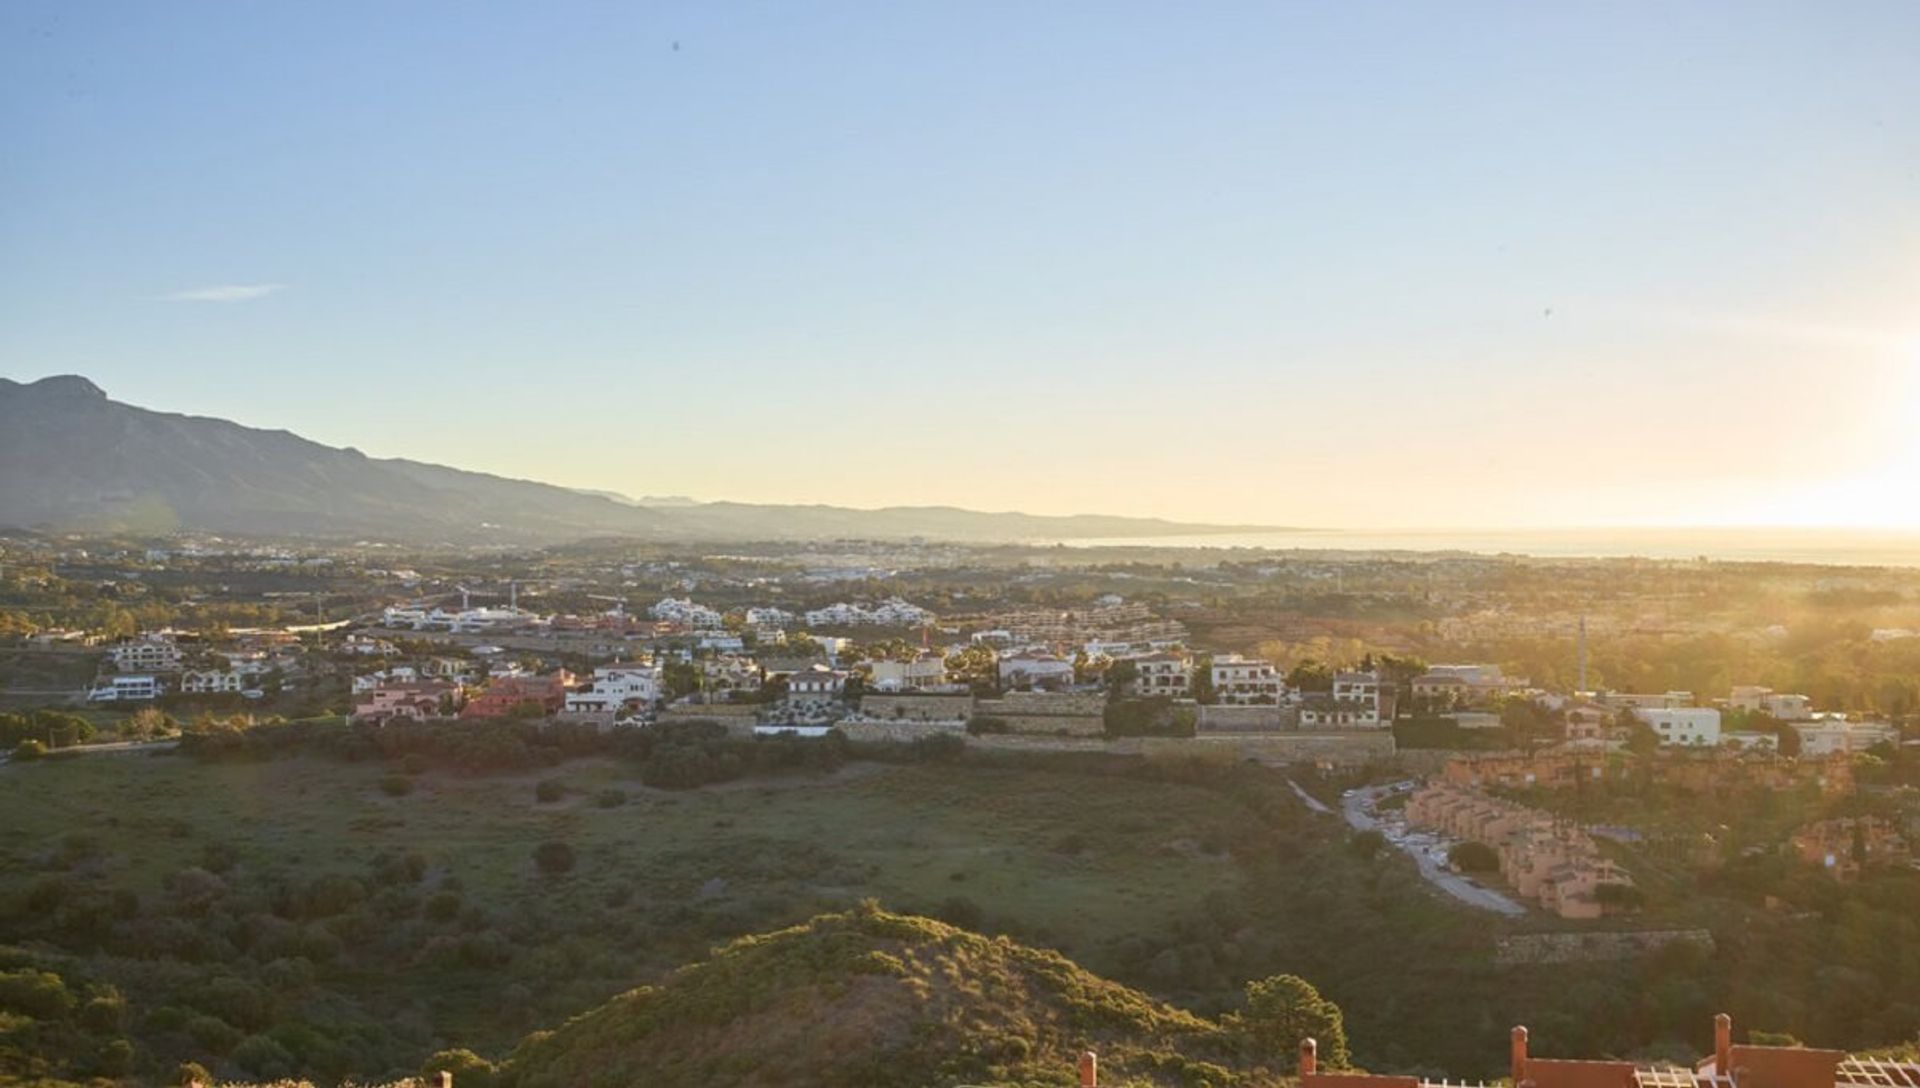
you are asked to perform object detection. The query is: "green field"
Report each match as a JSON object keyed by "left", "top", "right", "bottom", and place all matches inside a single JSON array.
[
  {"left": 7, "top": 742, "right": 1907, "bottom": 1085},
  {"left": 1, "top": 749, "right": 1340, "bottom": 1081}
]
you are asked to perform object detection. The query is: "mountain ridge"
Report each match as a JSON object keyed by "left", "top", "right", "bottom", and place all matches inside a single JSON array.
[{"left": 0, "top": 375, "right": 1285, "bottom": 544}]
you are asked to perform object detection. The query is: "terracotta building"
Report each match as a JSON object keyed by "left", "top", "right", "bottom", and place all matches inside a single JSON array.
[
  {"left": 1408, "top": 783, "right": 1633, "bottom": 919},
  {"left": 1789, "top": 816, "right": 1912, "bottom": 882},
  {"left": 460, "top": 672, "right": 571, "bottom": 719}
]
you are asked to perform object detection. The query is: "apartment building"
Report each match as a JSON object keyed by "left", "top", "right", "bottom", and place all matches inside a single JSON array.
[
  {"left": 110, "top": 635, "right": 182, "bottom": 673},
  {"left": 868, "top": 653, "right": 949, "bottom": 692},
  {"left": 1791, "top": 718, "right": 1900, "bottom": 756},
  {"left": 179, "top": 669, "right": 246, "bottom": 695},
  {"left": 352, "top": 680, "right": 459, "bottom": 725},
  {"left": 1298, "top": 670, "right": 1394, "bottom": 729},
  {"left": 88, "top": 674, "right": 162, "bottom": 703},
  {"left": 461, "top": 673, "right": 571, "bottom": 719},
  {"left": 563, "top": 663, "right": 660, "bottom": 716},
  {"left": 1210, "top": 654, "right": 1283, "bottom": 705},
  {"left": 1131, "top": 652, "right": 1192, "bottom": 698},
  {"left": 1412, "top": 663, "right": 1527, "bottom": 709},
  {"left": 1634, "top": 707, "right": 1722, "bottom": 747},
  {"left": 1728, "top": 685, "right": 1814, "bottom": 721}
]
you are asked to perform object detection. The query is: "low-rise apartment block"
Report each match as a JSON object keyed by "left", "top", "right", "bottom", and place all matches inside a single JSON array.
[
  {"left": 1210, "top": 654, "right": 1282, "bottom": 705},
  {"left": 110, "top": 635, "right": 182, "bottom": 673},
  {"left": 1408, "top": 782, "right": 1633, "bottom": 919},
  {"left": 1790, "top": 816, "right": 1912, "bottom": 881},
  {"left": 1131, "top": 652, "right": 1192, "bottom": 698}
]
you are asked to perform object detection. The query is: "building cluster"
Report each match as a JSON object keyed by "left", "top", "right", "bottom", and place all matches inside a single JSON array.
[
  {"left": 87, "top": 632, "right": 297, "bottom": 704},
  {"left": 959, "top": 600, "right": 1188, "bottom": 654},
  {"left": 1789, "top": 816, "right": 1913, "bottom": 882},
  {"left": 1440, "top": 748, "right": 1857, "bottom": 798},
  {"left": 1537, "top": 685, "right": 1903, "bottom": 757},
  {"left": 1408, "top": 782, "right": 1636, "bottom": 919}
]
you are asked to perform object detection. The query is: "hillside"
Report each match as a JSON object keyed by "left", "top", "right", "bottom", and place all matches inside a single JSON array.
[
  {"left": 499, "top": 903, "right": 1261, "bottom": 1088},
  {"left": 0, "top": 376, "right": 1274, "bottom": 545}
]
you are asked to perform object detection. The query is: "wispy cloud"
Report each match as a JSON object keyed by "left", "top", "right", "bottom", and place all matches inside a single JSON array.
[{"left": 159, "top": 283, "right": 286, "bottom": 303}]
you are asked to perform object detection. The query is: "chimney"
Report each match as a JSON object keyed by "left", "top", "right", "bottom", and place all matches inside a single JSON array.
[
  {"left": 1301, "top": 1037, "right": 1319, "bottom": 1076},
  {"left": 1079, "top": 1049, "right": 1098, "bottom": 1088},
  {"left": 1511, "top": 1025, "right": 1530, "bottom": 1086},
  {"left": 1715, "top": 1013, "right": 1733, "bottom": 1079}
]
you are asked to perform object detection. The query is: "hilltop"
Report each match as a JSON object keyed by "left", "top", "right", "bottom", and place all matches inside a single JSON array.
[
  {"left": 0, "top": 375, "right": 1277, "bottom": 545},
  {"left": 498, "top": 903, "right": 1263, "bottom": 1088}
]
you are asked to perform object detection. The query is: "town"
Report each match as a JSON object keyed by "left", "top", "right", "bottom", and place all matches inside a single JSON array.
[{"left": 5, "top": 532, "right": 1920, "bottom": 1083}]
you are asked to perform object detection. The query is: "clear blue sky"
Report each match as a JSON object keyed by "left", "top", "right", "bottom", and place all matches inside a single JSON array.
[{"left": 4, "top": 2, "right": 1918, "bottom": 527}]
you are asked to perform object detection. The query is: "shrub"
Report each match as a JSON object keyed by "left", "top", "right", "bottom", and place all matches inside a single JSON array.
[
  {"left": 422, "top": 1047, "right": 498, "bottom": 1088},
  {"left": 11, "top": 739, "right": 47, "bottom": 761},
  {"left": 1347, "top": 829, "right": 1386, "bottom": 860},
  {"left": 535, "top": 778, "right": 565, "bottom": 803},
  {"left": 425, "top": 891, "right": 463, "bottom": 922},
  {"left": 301, "top": 873, "right": 368, "bottom": 917},
  {"left": 175, "top": 1060, "right": 212, "bottom": 1086},
  {"left": 95, "top": 1037, "right": 135, "bottom": 1075},
  {"left": 533, "top": 841, "right": 576, "bottom": 875},
  {"left": 1449, "top": 841, "right": 1500, "bottom": 873},
  {"left": 80, "top": 988, "right": 126, "bottom": 1033},
  {"left": 232, "top": 1033, "right": 296, "bottom": 1078},
  {"left": 0, "top": 968, "right": 76, "bottom": 1019},
  {"left": 184, "top": 1014, "right": 242, "bottom": 1053},
  {"left": 379, "top": 774, "right": 414, "bottom": 797},
  {"left": 594, "top": 787, "right": 626, "bottom": 808}
]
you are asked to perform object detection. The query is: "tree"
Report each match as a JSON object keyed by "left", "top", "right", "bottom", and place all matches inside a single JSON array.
[
  {"left": 1450, "top": 841, "right": 1500, "bottom": 872},
  {"left": 1237, "top": 973, "right": 1349, "bottom": 1068},
  {"left": 422, "top": 1048, "right": 498, "bottom": 1088},
  {"left": 1500, "top": 698, "right": 1553, "bottom": 750},
  {"left": 1286, "top": 661, "right": 1335, "bottom": 694}
]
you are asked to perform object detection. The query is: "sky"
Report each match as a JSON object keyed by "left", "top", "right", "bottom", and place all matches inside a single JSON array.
[{"left": 3, "top": 2, "right": 1919, "bottom": 530}]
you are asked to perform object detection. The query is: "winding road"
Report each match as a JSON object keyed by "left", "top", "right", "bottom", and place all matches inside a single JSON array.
[{"left": 1340, "top": 783, "right": 1526, "bottom": 916}]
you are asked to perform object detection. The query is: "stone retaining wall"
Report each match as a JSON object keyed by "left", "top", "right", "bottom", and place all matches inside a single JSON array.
[{"left": 1494, "top": 929, "right": 1714, "bottom": 966}]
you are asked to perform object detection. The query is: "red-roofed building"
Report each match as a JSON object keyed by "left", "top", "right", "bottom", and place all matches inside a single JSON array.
[{"left": 460, "top": 672, "right": 571, "bottom": 720}]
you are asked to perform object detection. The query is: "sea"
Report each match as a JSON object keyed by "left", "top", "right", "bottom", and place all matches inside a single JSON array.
[{"left": 1038, "top": 527, "right": 1920, "bottom": 568}]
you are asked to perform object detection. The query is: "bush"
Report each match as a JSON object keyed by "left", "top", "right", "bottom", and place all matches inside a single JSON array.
[
  {"left": 184, "top": 1014, "right": 242, "bottom": 1053},
  {"left": 11, "top": 739, "right": 47, "bottom": 761},
  {"left": 175, "top": 1060, "right": 212, "bottom": 1087},
  {"left": 379, "top": 774, "right": 414, "bottom": 797},
  {"left": 232, "top": 1033, "right": 296, "bottom": 1078},
  {"left": 533, "top": 841, "right": 576, "bottom": 875},
  {"left": 80, "top": 989, "right": 127, "bottom": 1033},
  {"left": 594, "top": 787, "right": 626, "bottom": 808},
  {"left": 1449, "top": 841, "right": 1500, "bottom": 872},
  {"left": 425, "top": 891, "right": 463, "bottom": 922},
  {"left": 95, "top": 1037, "right": 135, "bottom": 1076},
  {"left": 535, "top": 778, "right": 565, "bottom": 803},
  {"left": 0, "top": 968, "right": 75, "bottom": 1019},
  {"left": 422, "top": 1047, "right": 498, "bottom": 1088}
]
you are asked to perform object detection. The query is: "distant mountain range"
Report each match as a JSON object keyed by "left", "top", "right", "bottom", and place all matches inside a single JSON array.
[{"left": 0, "top": 375, "right": 1278, "bottom": 545}]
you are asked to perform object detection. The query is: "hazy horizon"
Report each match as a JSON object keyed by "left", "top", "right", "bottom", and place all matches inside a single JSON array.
[{"left": 5, "top": 3, "right": 1919, "bottom": 529}]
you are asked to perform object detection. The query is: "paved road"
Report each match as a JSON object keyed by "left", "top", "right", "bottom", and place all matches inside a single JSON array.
[
  {"left": 1342, "top": 783, "right": 1526, "bottom": 916},
  {"left": 1288, "top": 779, "right": 1334, "bottom": 815}
]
